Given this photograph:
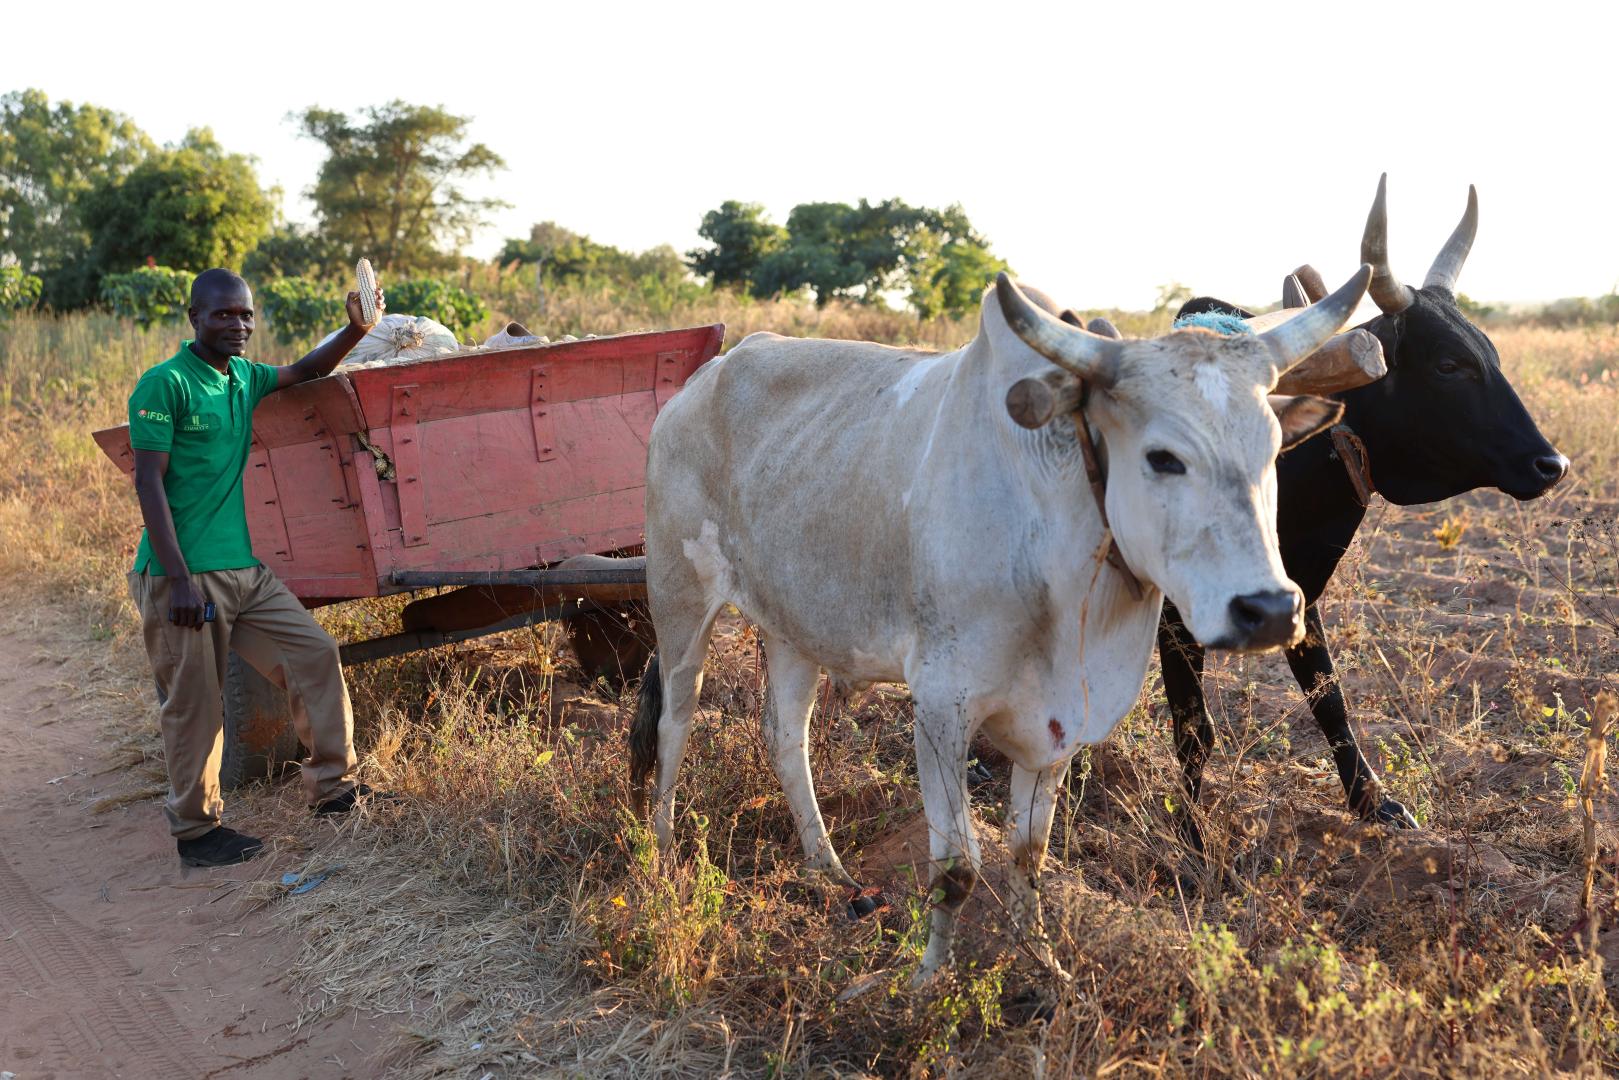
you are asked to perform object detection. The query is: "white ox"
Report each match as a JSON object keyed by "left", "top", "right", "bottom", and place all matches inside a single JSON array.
[{"left": 630, "top": 267, "right": 1373, "bottom": 981}]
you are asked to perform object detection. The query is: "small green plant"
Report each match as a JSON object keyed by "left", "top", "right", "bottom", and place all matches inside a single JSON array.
[
  {"left": 1373, "top": 732, "right": 1431, "bottom": 823},
  {"left": 914, "top": 958, "right": 1009, "bottom": 1069},
  {"left": 259, "top": 275, "right": 344, "bottom": 344},
  {"left": 386, "top": 278, "right": 488, "bottom": 338},
  {"left": 0, "top": 267, "right": 43, "bottom": 316},
  {"left": 99, "top": 265, "right": 192, "bottom": 326}
]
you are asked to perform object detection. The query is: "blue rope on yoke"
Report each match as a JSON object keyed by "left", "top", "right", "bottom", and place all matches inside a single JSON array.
[{"left": 1171, "top": 311, "right": 1253, "bottom": 336}]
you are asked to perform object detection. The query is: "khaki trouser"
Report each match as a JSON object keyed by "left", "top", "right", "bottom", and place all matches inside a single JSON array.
[{"left": 128, "top": 565, "right": 357, "bottom": 839}]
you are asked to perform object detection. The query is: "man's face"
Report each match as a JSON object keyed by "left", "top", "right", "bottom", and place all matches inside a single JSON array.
[{"left": 189, "top": 283, "right": 255, "bottom": 357}]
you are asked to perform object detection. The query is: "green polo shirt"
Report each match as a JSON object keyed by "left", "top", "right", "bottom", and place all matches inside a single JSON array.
[{"left": 128, "top": 343, "right": 281, "bottom": 576}]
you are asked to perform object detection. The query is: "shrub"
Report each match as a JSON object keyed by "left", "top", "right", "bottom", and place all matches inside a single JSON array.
[
  {"left": 98, "top": 265, "right": 191, "bottom": 326},
  {"left": 386, "top": 278, "right": 488, "bottom": 339},
  {"left": 259, "top": 276, "right": 344, "bottom": 344},
  {"left": 0, "top": 267, "right": 43, "bottom": 316}
]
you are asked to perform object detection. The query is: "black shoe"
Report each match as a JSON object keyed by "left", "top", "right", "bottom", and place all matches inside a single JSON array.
[
  {"left": 177, "top": 826, "right": 265, "bottom": 868},
  {"left": 314, "top": 783, "right": 395, "bottom": 817}
]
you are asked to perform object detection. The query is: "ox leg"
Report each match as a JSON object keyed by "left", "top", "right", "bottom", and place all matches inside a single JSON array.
[
  {"left": 760, "top": 637, "right": 859, "bottom": 890},
  {"left": 1284, "top": 604, "right": 1418, "bottom": 829},
  {"left": 1005, "top": 761, "right": 1069, "bottom": 978},
  {"left": 1158, "top": 601, "right": 1213, "bottom": 853},
  {"left": 913, "top": 706, "right": 981, "bottom": 985},
  {"left": 651, "top": 608, "right": 723, "bottom": 855}
]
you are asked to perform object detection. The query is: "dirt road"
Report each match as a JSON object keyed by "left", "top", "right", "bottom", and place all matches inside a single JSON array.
[{"left": 0, "top": 624, "right": 392, "bottom": 1079}]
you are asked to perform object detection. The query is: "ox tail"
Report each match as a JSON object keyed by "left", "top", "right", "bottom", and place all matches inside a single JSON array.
[{"left": 628, "top": 650, "right": 663, "bottom": 816}]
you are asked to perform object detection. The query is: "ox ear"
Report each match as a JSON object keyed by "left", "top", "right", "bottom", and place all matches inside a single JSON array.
[{"left": 1270, "top": 394, "right": 1344, "bottom": 452}]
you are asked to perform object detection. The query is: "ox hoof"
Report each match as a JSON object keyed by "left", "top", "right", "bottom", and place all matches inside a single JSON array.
[
  {"left": 967, "top": 759, "right": 995, "bottom": 789},
  {"left": 1372, "top": 797, "right": 1419, "bottom": 830},
  {"left": 1174, "top": 810, "right": 1206, "bottom": 857},
  {"left": 846, "top": 886, "right": 885, "bottom": 921}
]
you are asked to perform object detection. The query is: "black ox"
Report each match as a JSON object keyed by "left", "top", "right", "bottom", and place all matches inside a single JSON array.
[{"left": 1160, "top": 175, "right": 1568, "bottom": 849}]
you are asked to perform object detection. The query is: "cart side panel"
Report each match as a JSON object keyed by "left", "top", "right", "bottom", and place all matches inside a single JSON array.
[
  {"left": 347, "top": 326, "right": 721, "bottom": 587},
  {"left": 91, "top": 375, "right": 377, "bottom": 600}
]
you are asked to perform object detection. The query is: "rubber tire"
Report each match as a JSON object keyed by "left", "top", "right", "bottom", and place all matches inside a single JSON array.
[
  {"left": 562, "top": 601, "right": 655, "bottom": 690},
  {"left": 220, "top": 653, "right": 305, "bottom": 791},
  {"left": 152, "top": 653, "right": 304, "bottom": 791}
]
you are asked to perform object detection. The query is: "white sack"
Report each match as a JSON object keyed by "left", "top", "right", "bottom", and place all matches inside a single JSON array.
[
  {"left": 333, "top": 313, "right": 461, "bottom": 367},
  {"left": 480, "top": 321, "right": 549, "bottom": 350}
]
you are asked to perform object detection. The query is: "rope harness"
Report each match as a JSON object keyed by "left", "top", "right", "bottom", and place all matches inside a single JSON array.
[
  {"left": 1070, "top": 380, "right": 1145, "bottom": 601},
  {"left": 1328, "top": 424, "right": 1376, "bottom": 507}
]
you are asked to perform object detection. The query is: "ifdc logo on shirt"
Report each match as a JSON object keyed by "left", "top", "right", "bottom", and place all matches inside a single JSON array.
[{"left": 137, "top": 408, "right": 172, "bottom": 424}]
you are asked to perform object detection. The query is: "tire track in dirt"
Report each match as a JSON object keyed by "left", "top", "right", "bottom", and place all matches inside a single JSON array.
[{"left": 0, "top": 842, "right": 202, "bottom": 1076}]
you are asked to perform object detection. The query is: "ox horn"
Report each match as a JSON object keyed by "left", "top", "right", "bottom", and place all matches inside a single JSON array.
[
  {"left": 1361, "top": 174, "right": 1416, "bottom": 314},
  {"left": 1259, "top": 265, "right": 1373, "bottom": 376},
  {"left": 1423, "top": 184, "right": 1478, "bottom": 295},
  {"left": 1292, "top": 264, "right": 1328, "bottom": 303},
  {"left": 995, "top": 273, "right": 1121, "bottom": 387}
]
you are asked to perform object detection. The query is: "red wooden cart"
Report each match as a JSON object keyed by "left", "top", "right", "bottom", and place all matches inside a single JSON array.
[{"left": 94, "top": 324, "right": 724, "bottom": 785}]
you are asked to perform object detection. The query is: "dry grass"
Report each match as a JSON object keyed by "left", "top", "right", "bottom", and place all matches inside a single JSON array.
[{"left": 3, "top": 302, "right": 1618, "bottom": 1077}]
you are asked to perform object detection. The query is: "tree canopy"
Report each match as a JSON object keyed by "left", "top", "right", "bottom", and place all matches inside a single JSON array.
[
  {"left": 77, "top": 129, "right": 276, "bottom": 295},
  {"left": 686, "top": 201, "right": 785, "bottom": 290},
  {"left": 687, "top": 197, "right": 1008, "bottom": 316},
  {"left": 244, "top": 222, "right": 345, "bottom": 281},
  {"left": 296, "top": 101, "right": 506, "bottom": 274},
  {"left": 0, "top": 88, "right": 152, "bottom": 306},
  {"left": 499, "top": 221, "right": 688, "bottom": 289}
]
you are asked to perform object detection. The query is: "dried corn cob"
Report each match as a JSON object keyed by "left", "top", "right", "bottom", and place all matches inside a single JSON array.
[{"left": 355, "top": 258, "right": 378, "bottom": 324}]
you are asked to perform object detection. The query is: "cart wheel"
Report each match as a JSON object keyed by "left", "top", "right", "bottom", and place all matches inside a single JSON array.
[
  {"left": 562, "top": 601, "right": 654, "bottom": 690},
  {"left": 220, "top": 653, "right": 306, "bottom": 791}
]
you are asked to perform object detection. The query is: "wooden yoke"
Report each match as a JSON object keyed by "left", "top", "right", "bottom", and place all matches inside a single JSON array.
[
  {"left": 1273, "top": 328, "right": 1385, "bottom": 395},
  {"left": 1244, "top": 304, "right": 1387, "bottom": 396}
]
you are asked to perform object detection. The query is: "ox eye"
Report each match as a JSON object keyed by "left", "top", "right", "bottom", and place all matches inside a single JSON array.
[
  {"left": 1147, "top": 449, "right": 1185, "bottom": 475},
  {"left": 1435, "top": 358, "right": 1463, "bottom": 376}
]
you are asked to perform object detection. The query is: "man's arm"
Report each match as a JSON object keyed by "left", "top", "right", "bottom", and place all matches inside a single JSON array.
[
  {"left": 273, "top": 286, "right": 385, "bottom": 391},
  {"left": 133, "top": 449, "right": 208, "bottom": 630}
]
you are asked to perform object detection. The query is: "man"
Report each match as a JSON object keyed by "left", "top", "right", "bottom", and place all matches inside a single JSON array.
[{"left": 128, "top": 268, "right": 386, "bottom": 868}]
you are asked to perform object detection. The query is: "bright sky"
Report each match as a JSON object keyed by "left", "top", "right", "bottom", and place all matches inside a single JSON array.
[{"left": 11, "top": 0, "right": 1616, "bottom": 310}]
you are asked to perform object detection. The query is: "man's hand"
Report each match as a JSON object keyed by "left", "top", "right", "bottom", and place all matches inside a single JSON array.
[
  {"left": 345, "top": 285, "right": 386, "bottom": 332},
  {"left": 169, "top": 575, "right": 208, "bottom": 630},
  {"left": 275, "top": 283, "right": 387, "bottom": 390}
]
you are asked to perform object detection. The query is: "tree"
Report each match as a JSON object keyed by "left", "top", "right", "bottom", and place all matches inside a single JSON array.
[
  {"left": 906, "top": 233, "right": 1010, "bottom": 320},
  {"left": 77, "top": 129, "right": 276, "bottom": 288},
  {"left": 0, "top": 88, "right": 152, "bottom": 306},
  {"left": 735, "top": 198, "right": 1002, "bottom": 312},
  {"left": 500, "top": 222, "right": 692, "bottom": 291},
  {"left": 499, "top": 221, "right": 621, "bottom": 279},
  {"left": 1153, "top": 282, "right": 1194, "bottom": 314},
  {"left": 99, "top": 265, "right": 193, "bottom": 326},
  {"left": 244, "top": 222, "right": 345, "bottom": 280},
  {"left": 752, "top": 199, "right": 930, "bottom": 306},
  {"left": 0, "top": 265, "right": 42, "bottom": 315},
  {"left": 296, "top": 101, "right": 506, "bottom": 274},
  {"left": 686, "top": 201, "right": 785, "bottom": 289}
]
